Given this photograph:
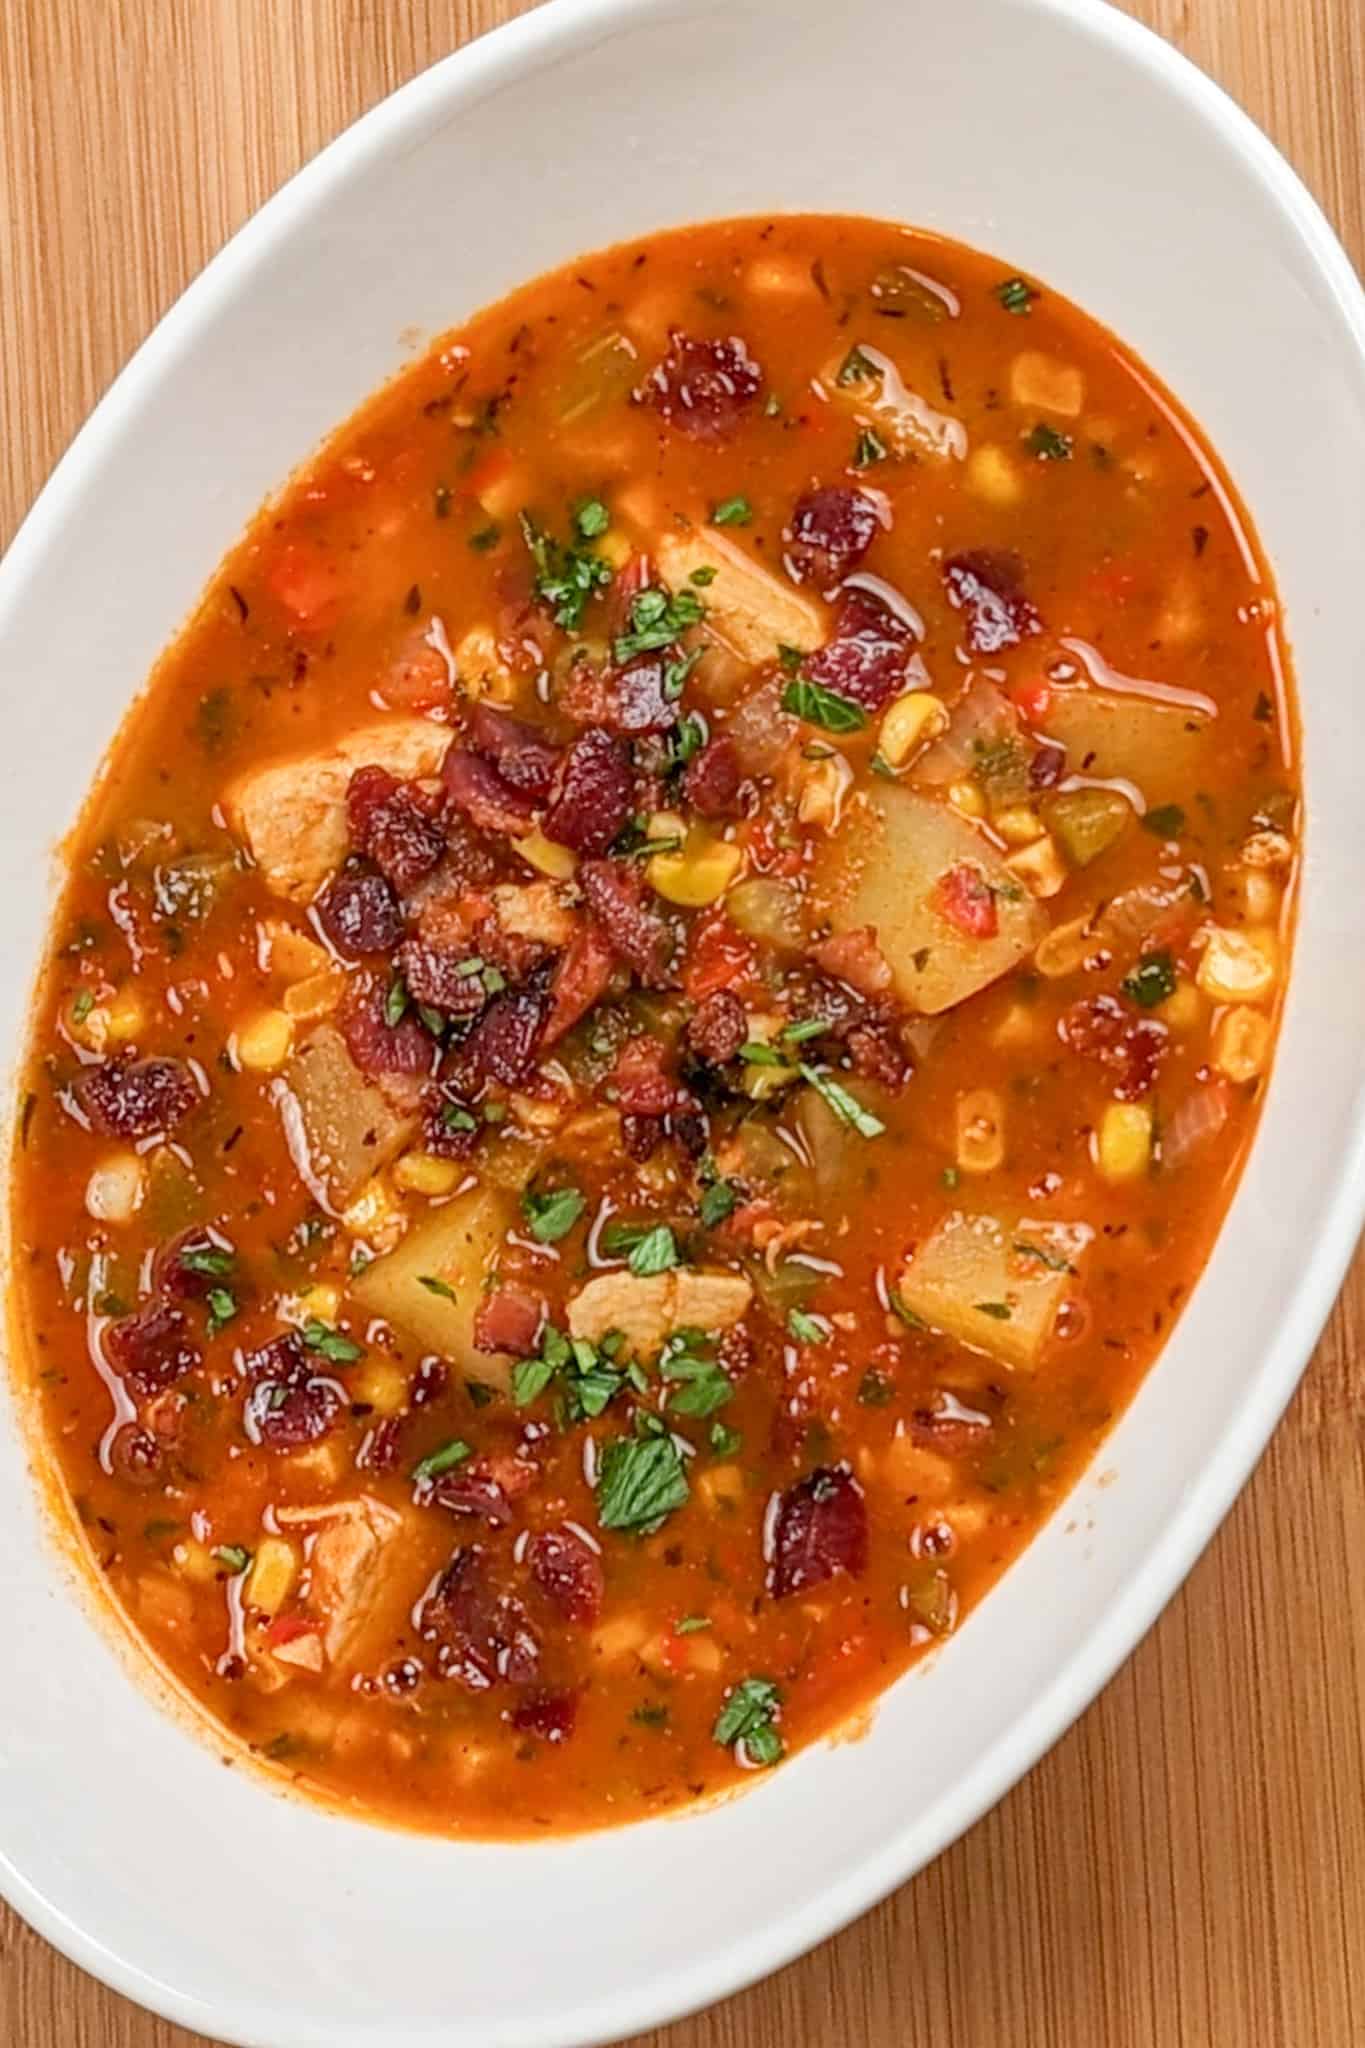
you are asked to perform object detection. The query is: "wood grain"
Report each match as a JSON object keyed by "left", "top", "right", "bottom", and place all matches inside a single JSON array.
[{"left": 1, "top": 2, "right": 1362, "bottom": 2043}]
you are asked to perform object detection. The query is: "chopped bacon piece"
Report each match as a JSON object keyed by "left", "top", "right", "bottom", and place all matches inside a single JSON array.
[
  {"left": 682, "top": 735, "right": 743, "bottom": 819},
  {"left": 769, "top": 1466, "right": 868, "bottom": 1598},
  {"left": 420, "top": 1469, "right": 513, "bottom": 1527},
  {"left": 510, "top": 1689, "right": 579, "bottom": 1742},
  {"left": 542, "top": 919, "right": 618, "bottom": 1046},
  {"left": 542, "top": 731, "right": 634, "bottom": 858},
  {"left": 474, "top": 1285, "right": 544, "bottom": 1357},
  {"left": 1059, "top": 992, "right": 1168, "bottom": 1100},
  {"left": 153, "top": 1227, "right": 232, "bottom": 1303},
  {"left": 266, "top": 541, "right": 340, "bottom": 626},
  {"left": 417, "top": 1547, "right": 540, "bottom": 1690},
  {"left": 459, "top": 983, "right": 549, "bottom": 1085},
  {"left": 686, "top": 989, "right": 747, "bottom": 1064},
  {"left": 578, "top": 861, "right": 674, "bottom": 986},
  {"left": 936, "top": 863, "right": 999, "bottom": 939},
  {"left": 803, "top": 588, "right": 915, "bottom": 711},
  {"left": 810, "top": 927, "right": 893, "bottom": 997},
  {"left": 942, "top": 550, "right": 1042, "bottom": 655},
  {"left": 397, "top": 936, "right": 491, "bottom": 1017},
  {"left": 526, "top": 1525, "right": 604, "bottom": 1625},
  {"left": 104, "top": 1300, "right": 202, "bottom": 1397},
  {"left": 637, "top": 331, "right": 763, "bottom": 440},
  {"left": 316, "top": 867, "right": 403, "bottom": 959},
  {"left": 108, "top": 1423, "right": 164, "bottom": 1486},
  {"left": 467, "top": 703, "right": 562, "bottom": 797},
  {"left": 441, "top": 747, "right": 539, "bottom": 838},
  {"left": 784, "top": 486, "right": 884, "bottom": 587},
  {"left": 608, "top": 655, "right": 681, "bottom": 736},
  {"left": 682, "top": 914, "right": 757, "bottom": 1000},
  {"left": 375, "top": 628, "right": 452, "bottom": 712},
  {"left": 346, "top": 766, "right": 446, "bottom": 893},
  {"left": 608, "top": 1035, "right": 677, "bottom": 1116},
  {"left": 339, "top": 976, "right": 438, "bottom": 1080},
  {"left": 75, "top": 1056, "right": 198, "bottom": 1140},
  {"left": 242, "top": 1332, "right": 343, "bottom": 1451}
]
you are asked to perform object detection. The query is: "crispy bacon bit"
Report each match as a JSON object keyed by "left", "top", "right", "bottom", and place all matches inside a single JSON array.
[
  {"left": 421, "top": 1468, "right": 513, "bottom": 1527},
  {"left": 153, "top": 1227, "right": 230, "bottom": 1302},
  {"left": 397, "top": 936, "right": 491, "bottom": 1016},
  {"left": 542, "top": 731, "right": 634, "bottom": 858},
  {"left": 346, "top": 766, "right": 446, "bottom": 893},
  {"left": 459, "top": 983, "right": 549, "bottom": 1085},
  {"left": 474, "top": 1285, "right": 544, "bottom": 1357},
  {"left": 769, "top": 1466, "right": 868, "bottom": 1598},
  {"left": 467, "top": 703, "right": 562, "bottom": 797},
  {"left": 936, "top": 863, "right": 999, "bottom": 939},
  {"left": 682, "top": 735, "right": 743, "bottom": 819},
  {"left": 108, "top": 1423, "right": 163, "bottom": 1486},
  {"left": 810, "top": 927, "right": 893, "bottom": 997},
  {"left": 637, "top": 331, "right": 763, "bottom": 440},
  {"left": 376, "top": 628, "right": 452, "bottom": 712},
  {"left": 686, "top": 989, "right": 747, "bottom": 1064},
  {"left": 579, "top": 861, "right": 674, "bottom": 986},
  {"left": 784, "top": 486, "right": 883, "bottom": 587},
  {"left": 76, "top": 1056, "right": 198, "bottom": 1140},
  {"left": 1029, "top": 741, "right": 1067, "bottom": 790},
  {"left": 510, "top": 1689, "right": 578, "bottom": 1742},
  {"left": 542, "top": 920, "right": 618, "bottom": 1046},
  {"left": 942, "top": 550, "right": 1042, "bottom": 655},
  {"left": 803, "top": 588, "right": 914, "bottom": 710},
  {"left": 441, "top": 747, "right": 539, "bottom": 838},
  {"left": 608, "top": 1035, "right": 677, "bottom": 1116},
  {"left": 242, "top": 1332, "right": 343, "bottom": 1450},
  {"left": 104, "top": 1300, "right": 202, "bottom": 1397},
  {"left": 526, "top": 1525, "right": 604, "bottom": 1625},
  {"left": 1059, "top": 992, "right": 1167, "bottom": 1100},
  {"left": 339, "top": 976, "right": 438, "bottom": 1079},
  {"left": 609, "top": 655, "right": 682, "bottom": 735},
  {"left": 418, "top": 1547, "right": 540, "bottom": 1690},
  {"left": 316, "top": 867, "right": 403, "bottom": 959}
]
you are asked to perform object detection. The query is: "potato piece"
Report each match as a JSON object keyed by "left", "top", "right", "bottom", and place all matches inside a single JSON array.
[
  {"left": 224, "top": 716, "right": 446, "bottom": 902},
  {"left": 655, "top": 527, "right": 823, "bottom": 664},
  {"left": 897, "top": 1212, "right": 1091, "bottom": 1371},
  {"left": 819, "top": 786, "right": 1044, "bottom": 1014},
  {"left": 353, "top": 1181, "right": 522, "bottom": 1390},
  {"left": 277, "top": 1025, "right": 416, "bottom": 1210},
  {"left": 1040, "top": 689, "right": 1214, "bottom": 807},
  {"left": 490, "top": 881, "right": 577, "bottom": 947},
  {"left": 567, "top": 1267, "right": 753, "bottom": 1357}
]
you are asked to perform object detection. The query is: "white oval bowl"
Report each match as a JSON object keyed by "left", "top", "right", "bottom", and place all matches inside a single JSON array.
[{"left": 2, "top": 1, "right": 1364, "bottom": 2042}]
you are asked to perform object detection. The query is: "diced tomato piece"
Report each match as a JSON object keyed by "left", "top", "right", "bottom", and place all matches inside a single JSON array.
[
  {"left": 746, "top": 815, "right": 803, "bottom": 877},
  {"left": 1010, "top": 675, "right": 1052, "bottom": 724},
  {"left": 264, "top": 1613, "right": 317, "bottom": 1649},
  {"left": 474, "top": 1286, "right": 544, "bottom": 1358},
  {"left": 683, "top": 914, "right": 758, "bottom": 1000},
  {"left": 936, "top": 863, "right": 999, "bottom": 939},
  {"left": 265, "top": 541, "right": 342, "bottom": 625},
  {"left": 466, "top": 445, "right": 513, "bottom": 504}
]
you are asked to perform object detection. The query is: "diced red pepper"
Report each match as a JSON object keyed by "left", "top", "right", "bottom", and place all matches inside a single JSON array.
[
  {"left": 682, "top": 915, "right": 758, "bottom": 1001},
  {"left": 265, "top": 542, "right": 342, "bottom": 625}
]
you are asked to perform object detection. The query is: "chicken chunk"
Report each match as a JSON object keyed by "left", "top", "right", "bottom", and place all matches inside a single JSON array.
[
  {"left": 655, "top": 528, "right": 823, "bottom": 665},
  {"left": 225, "top": 717, "right": 447, "bottom": 902},
  {"left": 567, "top": 1266, "right": 753, "bottom": 1357},
  {"left": 489, "top": 880, "right": 578, "bottom": 948},
  {"left": 275, "top": 1495, "right": 404, "bottom": 1660}
]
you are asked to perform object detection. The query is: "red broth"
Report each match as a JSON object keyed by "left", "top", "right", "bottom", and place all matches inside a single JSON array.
[{"left": 9, "top": 216, "right": 1297, "bottom": 1835}]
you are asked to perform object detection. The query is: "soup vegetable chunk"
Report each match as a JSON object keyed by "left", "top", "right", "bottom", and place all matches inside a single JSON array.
[{"left": 10, "top": 216, "right": 1297, "bottom": 1835}]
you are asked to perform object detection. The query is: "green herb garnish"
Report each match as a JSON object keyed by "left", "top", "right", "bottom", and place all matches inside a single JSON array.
[
  {"left": 712, "top": 494, "right": 753, "bottom": 527},
  {"left": 521, "top": 1184, "right": 586, "bottom": 1244},
  {"left": 781, "top": 675, "right": 868, "bottom": 733},
  {"left": 995, "top": 276, "right": 1038, "bottom": 314},
  {"left": 411, "top": 1439, "right": 472, "bottom": 1482},
  {"left": 301, "top": 1320, "right": 364, "bottom": 1365},
  {"left": 799, "top": 1063, "right": 885, "bottom": 1138},
  {"left": 596, "top": 1435, "right": 690, "bottom": 1532},
  {"left": 713, "top": 1676, "right": 784, "bottom": 1766},
  {"left": 1122, "top": 950, "right": 1176, "bottom": 1010}
]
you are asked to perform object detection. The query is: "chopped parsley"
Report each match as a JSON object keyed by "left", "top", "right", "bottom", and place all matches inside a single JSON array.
[
  {"left": 690, "top": 564, "right": 718, "bottom": 587},
  {"left": 213, "top": 1545, "right": 251, "bottom": 1575},
  {"left": 521, "top": 1184, "right": 586, "bottom": 1244},
  {"left": 519, "top": 508, "right": 614, "bottom": 632},
  {"left": 974, "top": 1301, "right": 1013, "bottom": 1321},
  {"left": 383, "top": 974, "right": 409, "bottom": 1028},
  {"left": 676, "top": 1614, "right": 711, "bottom": 1634},
  {"left": 799, "top": 1063, "right": 885, "bottom": 1138},
  {"left": 596, "top": 1434, "right": 690, "bottom": 1532},
  {"left": 574, "top": 497, "right": 610, "bottom": 539},
  {"left": 301, "top": 1319, "right": 364, "bottom": 1365},
  {"left": 995, "top": 276, "right": 1038, "bottom": 314},
  {"left": 613, "top": 585, "right": 706, "bottom": 664},
  {"left": 181, "top": 1243, "right": 234, "bottom": 1277},
  {"left": 836, "top": 345, "right": 877, "bottom": 386},
  {"left": 713, "top": 1676, "right": 784, "bottom": 1766},
  {"left": 71, "top": 988, "right": 94, "bottom": 1023},
  {"left": 627, "top": 1223, "right": 679, "bottom": 1277},
  {"left": 411, "top": 1439, "right": 472, "bottom": 1482},
  {"left": 711, "top": 494, "right": 753, "bottom": 527},
  {"left": 661, "top": 1333, "right": 732, "bottom": 1418},
  {"left": 787, "top": 1309, "right": 828, "bottom": 1346},
  {"left": 698, "top": 1177, "right": 739, "bottom": 1228},
  {"left": 417, "top": 1274, "right": 459, "bottom": 1302},
  {"left": 857, "top": 1367, "right": 895, "bottom": 1407},
  {"left": 1122, "top": 950, "right": 1177, "bottom": 1010},
  {"left": 1027, "top": 422, "right": 1073, "bottom": 462},
  {"left": 852, "top": 427, "right": 888, "bottom": 470},
  {"left": 1142, "top": 803, "right": 1187, "bottom": 839},
  {"left": 710, "top": 1420, "right": 742, "bottom": 1457},
  {"left": 205, "top": 1287, "right": 238, "bottom": 1334},
  {"left": 781, "top": 675, "right": 867, "bottom": 733}
]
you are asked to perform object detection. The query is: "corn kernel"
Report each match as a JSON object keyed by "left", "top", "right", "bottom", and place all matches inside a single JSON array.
[
  {"left": 1196, "top": 925, "right": 1278, "bottom": 1005},
  {"left": 287, "top": 1439, "right": 345, "bottom": 1483},
  {"left": 991, "top": 1001, "right": 1039, "bottom": 1048},
  {"left": 393, "top": 1150, "right": 463, "bottom": 1197},
  {"left": 1242, "top": 829, "right": 1292, "bottom": 872},
  {"left": 966, "top": 445, "right": 1022, "bottom": 506},
  {"left": 282, "top": 970, "right": 345, "bottom": 1022},
  {"left": 1010, "top": 351, "right": 1085, "bottom": 417},
  {"left": 592, "top": 1612, "right": 650, "bottom": 1662},
  {"left": 1158, "top": 979, "right": 1204, "bottom": 1032},
  {"left": 647, "top": 810, "right": 687, "bottom": 841},
  {"left": 352, "top": 1357, "right": 409, "bottom": 1416},
  {"left": 796, "top": 752, "right": 854, "bottom": 831},
  {"left": 993, "top": 804, "right": 1044, "bottom": 847},
  {"left": 596, "top": 528, "right": 632, "bottom": 570},
  {"left": 956, "top": 1088, "right": 1005, "bottom": 1174},
  {"left": 86, "top": 1152, "right": 145, "bottom": 1225},
  {"left": 878, "top": 691, "right": 948, "bottom": 769},
  {"left": 1096, "top": 1101, "right": 1153, "bottom": 1183},
  {"left": 264, "top": 920, "right": 330, "bottom": 980},
  {"left": 745, "top": 254, "right": 817, "bottom": 298},
  {"left": 1212, "top": 1004, "right": 1272, "bottom": 1083},
  {"left": 454, "top": 625, "right": 516, "bottom": 702},
  {"left": 648, "top": 829, "right": 743, "bottom": 907},
  {"left": 292, "top": 1282, "right": 340, "bottom": 1324},
  {"left": 1005, "top": 832, "right": 1067, "bottom": 899},
  {"left": 513, "top": 828, "right": 577, "bottom": 880},
  {"left": 233, "top": 1009, "right": 294, "bottom": 1072},
  {"left": 948, "top": 779, "right": 987, "bottom": 819},
  {"left": 883, "top": 1436, "right": 955, "bottom": 1497},
  {"left": 172, "top": 1540, "right": 218, "bottom": 1586},
  {"left": 245, "top": 1537, "right": 298, "bottom": 1617},
  {"left": 1034, "top": 913, "right": 1096, "bottom": 979},
  {"left": 342, "top": 1175, "right": 408, "bottom": 1253},
  {"left": 696, "top": 1464, "right": 745, "bottom": 1510},
  {"left": 103, "top": 985, "right": 145, "bottom": 1043},
  {"left": 1227, "top": 866, "right": 1279, "bottom": 924}
]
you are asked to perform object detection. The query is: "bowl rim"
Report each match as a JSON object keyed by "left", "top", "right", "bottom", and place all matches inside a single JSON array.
[{"left": 2, "top": 0, "right": 1364, "bottom": 2042}]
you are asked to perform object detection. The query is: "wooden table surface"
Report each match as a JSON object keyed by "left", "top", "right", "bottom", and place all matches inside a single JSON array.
[{"left": 2, "top": 2, "right": 1363, "bottom": 2043}]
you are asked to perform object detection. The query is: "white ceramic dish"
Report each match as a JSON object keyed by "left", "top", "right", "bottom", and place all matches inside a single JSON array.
[{"left": 2, "top": 0, "right": 1364, "bottom": 2042}]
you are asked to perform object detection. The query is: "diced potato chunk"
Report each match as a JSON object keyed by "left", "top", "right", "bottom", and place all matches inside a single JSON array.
[
  {"left": 567, "top": 1267, "right": 752, "bottom": 1358},
  {"left": 1039, "top": 690, "right": 1214, "bottom": 807},
  {"left": 353, "top": 1181, "right": 522, "bottom": 1390},
  {"left": 819, "top": 786, "right": 1045, "bottom": 1014},
  {"left": 224, "top": 717, "right": 446, "bottom": 902},
  {"left": 897, "top": 1211, "right": 1091, "bottom": 1370},
  {"left": 278, "top": 1024, "right": 417, "bottom": 1210},
  {"left": 1010, "top": 351, "right": 1085, "bottom": 417},
  {"left": 655, "top": 527, "right": 823, "bottom": 664}
]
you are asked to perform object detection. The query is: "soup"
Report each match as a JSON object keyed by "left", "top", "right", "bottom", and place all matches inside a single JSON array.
[{"left": 9, "top": 215, "right": 1297, "bottom": 1835}]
